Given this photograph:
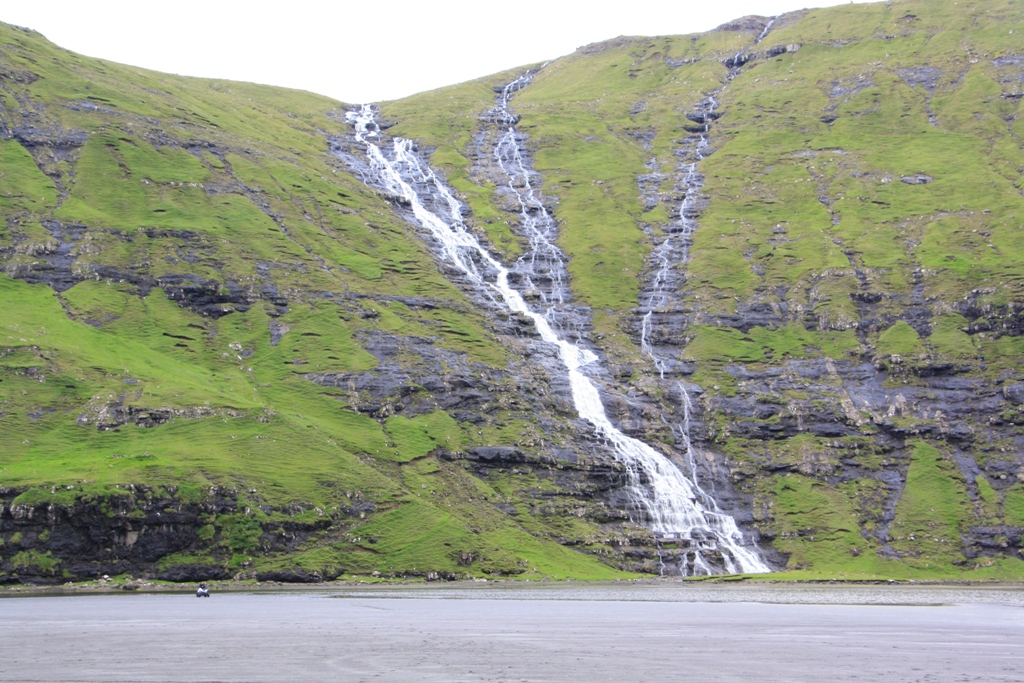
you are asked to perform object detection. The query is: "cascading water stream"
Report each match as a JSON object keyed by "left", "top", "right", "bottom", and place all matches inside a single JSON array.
[
  {"left": 728, "top": 17, "right": 776, "bottom": 65},
  {"left": 635, "top": 23, "right": 780, "bottom": 573},
  {"left": 638, "top": 91, "right": 744, "bottom": 574},
  {"left": 639, "top": 18, "right": 778, "bottom": 385},
  {"left": 343, "top": 74, "right": 769, "bottom": 575},
  {"left": 756, "top": 18, "right": 776, "bottom": 44},
  {"left": 489, "top": 73, "right": 568, "bottom": 317},
  {"left": 486, "top": 75, "right": 764, "bottom": 573}
]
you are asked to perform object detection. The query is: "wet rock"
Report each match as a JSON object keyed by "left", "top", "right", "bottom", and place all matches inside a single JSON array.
[
  {"left": 269, "top": 321, "right": 290, "bottom": 346},
  {"left": 255, "top": 568, "right": 324, "bottom": 583},
  {"left": 898, "top": 67, "right": 943, "bottom": 92},
  {"left": 1004, "top": 384, "right": 1024, "bottom": 405},
  {"left": 157, "top": 565, "right": 231, "bottom": 582},
  {"left": 715, "top": 15, "right": 772, "bottom": 33},
  {"left": 468, "top": 447, "right": 524, "bottom": 463},
  {"left": 724, "top": 53, "right": 752, "bottom": 68}
]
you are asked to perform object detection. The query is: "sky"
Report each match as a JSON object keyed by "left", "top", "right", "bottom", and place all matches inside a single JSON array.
[{"left": 2, "top": 0, "right": 874, "bottom": 103}]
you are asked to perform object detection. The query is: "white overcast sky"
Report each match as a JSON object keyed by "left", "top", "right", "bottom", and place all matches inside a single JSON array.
[{"left": 3, "top": 0, "right": 873, "bottom": 103}]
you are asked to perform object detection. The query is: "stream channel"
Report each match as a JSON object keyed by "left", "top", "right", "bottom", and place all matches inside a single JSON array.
[{"left": 339, "top": 69, "right": 767, "bottom": 576}]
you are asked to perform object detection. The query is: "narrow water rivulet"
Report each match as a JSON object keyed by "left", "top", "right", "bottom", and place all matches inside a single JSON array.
[
  {"left": 633, "top": 22, "right": 782, "bottom": 573},
  {"left": 342, "top": 72, "right": 769, "bottom": 575},
  {"left": 638, "top": 88, "right": 736, "bottom": 574}
]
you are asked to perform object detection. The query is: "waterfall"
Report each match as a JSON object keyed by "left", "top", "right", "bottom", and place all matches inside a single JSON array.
[
  {"left": 632, "top": 25, "right": 778, "bottom": 574},
  {"left": 341, "top": 74, "right": 769, "bottom": 575},
  {"left": 490, "top": 73, "right": 568, "bottom": 316},
  {"left": 727, "top": 18, "right": 776, "bottom": 67},
  {"left": 756, "top": 18, "right": 776, "bottom": 44},
  {"left": 638, "top": 89, "right": 749, "bottom": 574}
]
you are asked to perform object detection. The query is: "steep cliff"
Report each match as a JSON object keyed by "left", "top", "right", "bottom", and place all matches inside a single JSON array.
[
  {"left": 3, "top": 0, "right": 1024, "bottom": 583},
  {"left": 0, "top": 22, "right": 636, "bottom": 583},
  {"left": 383, "top": 0, "right": 1024, "bottom": 579}
]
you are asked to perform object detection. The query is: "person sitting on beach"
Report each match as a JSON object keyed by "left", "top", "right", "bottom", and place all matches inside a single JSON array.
[{"left": 196, "top": 582, "right": 210, "bottom": 598}]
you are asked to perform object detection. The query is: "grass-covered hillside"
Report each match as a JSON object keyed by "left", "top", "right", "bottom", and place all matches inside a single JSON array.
[
  {"left": 0, "top": 21, "right": 633, "bottom": 583},
  {"left": 384, "top": 0, "right": 1024, "bottom": 580},
  {"left": 3, "top": 0, "right": 1024, "bottom": 583}
]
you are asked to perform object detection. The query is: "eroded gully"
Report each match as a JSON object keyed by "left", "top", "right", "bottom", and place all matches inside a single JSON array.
[{"left": 338, "top": 68, "right": 769, "bottom": 575}]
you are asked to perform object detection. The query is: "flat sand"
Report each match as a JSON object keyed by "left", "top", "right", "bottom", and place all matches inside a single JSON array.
[{"left": 2, "top": 584, "right": 1023, "bottom": 682}]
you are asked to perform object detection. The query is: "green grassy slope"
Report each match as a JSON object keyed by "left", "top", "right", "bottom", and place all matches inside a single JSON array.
[
  {"left": 694, "top": 0, "right": 1024, "bottom": 579},
  {"left": 385, "top": 0, "right": 1024, "bottom": 579},
  {"left": 388, "top": 0, "right": 1024, "bottom": 365},
  {"left": 0, "top": 22, "right": 629, "bottom": 582},
  {"left": 5, "top": 0, "right": 1024, "bottom": 582}
]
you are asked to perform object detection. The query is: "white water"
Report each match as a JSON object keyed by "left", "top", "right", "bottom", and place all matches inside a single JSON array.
[
  {"left": 638, "top": 96, "right": 713, "bottom": 372},
  {"left": 729, "top": 18, "right": 776, "bottom": 65},
  {"left": 490, "top": 73, "right": 567, "bottom": 316},
  {"left": 345, "top": 77, "right": 768, "bottom": 574},
  {"left": 632, "top": 21, "right": 780, "bottom": 573},
  {"left": 638, "top": 91, "right": 764, "bottom": 575},
  {"left": 756, "top": 18, "right": 776, "bottom": 44}
]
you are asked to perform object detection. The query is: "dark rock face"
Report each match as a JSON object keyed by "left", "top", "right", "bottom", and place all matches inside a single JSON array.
[
  {"left": 629, "top": 301, "right": 1024, "bottom": 565},
  {"left": 256, "top": 568, "right": 325, "bottom": 583},
  {"left": 621, "top": 33, "right": 1024, "bottom": 571},
  {"left": 0, "top": 487, "right": 226, "bottom": 583},
  {"left": 0, "top": 486, "right": 354, "bottom": 584},
  {"left": 715, "top": 15, "right": 772, "bottom": 33},
  {"left": 159, "top": 275, "right": 257, "bottom": 318},
  {"left": 964, "top": 526, "right": 1024, "bottom": 559},
  {"left": 467, "top": 447, "right": 524, "bottom": 462},
  {"left": 1004, "top": 385, "right": 1024, "bottom": 405},
  {"left": 156, "top": 565, "right": 232, "bottom": 582},
  {"left": 307, "top": 331, "right": 503, "bottom": 423}
]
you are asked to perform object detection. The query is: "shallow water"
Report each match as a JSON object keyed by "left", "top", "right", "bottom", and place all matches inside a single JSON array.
[
  {"left": 324, "top": 581, "right": 1024, "bottom": 606},
  {"left": 2, "top": 585, "right": 1023, "bottom": 682}
]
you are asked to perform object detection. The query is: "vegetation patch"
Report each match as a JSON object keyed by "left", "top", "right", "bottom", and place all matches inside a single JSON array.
[{"left": 888, "top": 442, "right": 970, "bottom": 572}]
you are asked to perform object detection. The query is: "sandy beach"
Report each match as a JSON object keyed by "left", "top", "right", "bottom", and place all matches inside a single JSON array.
[{"left": 2, "top": 583, "right": 1023, "bottom": 682}]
